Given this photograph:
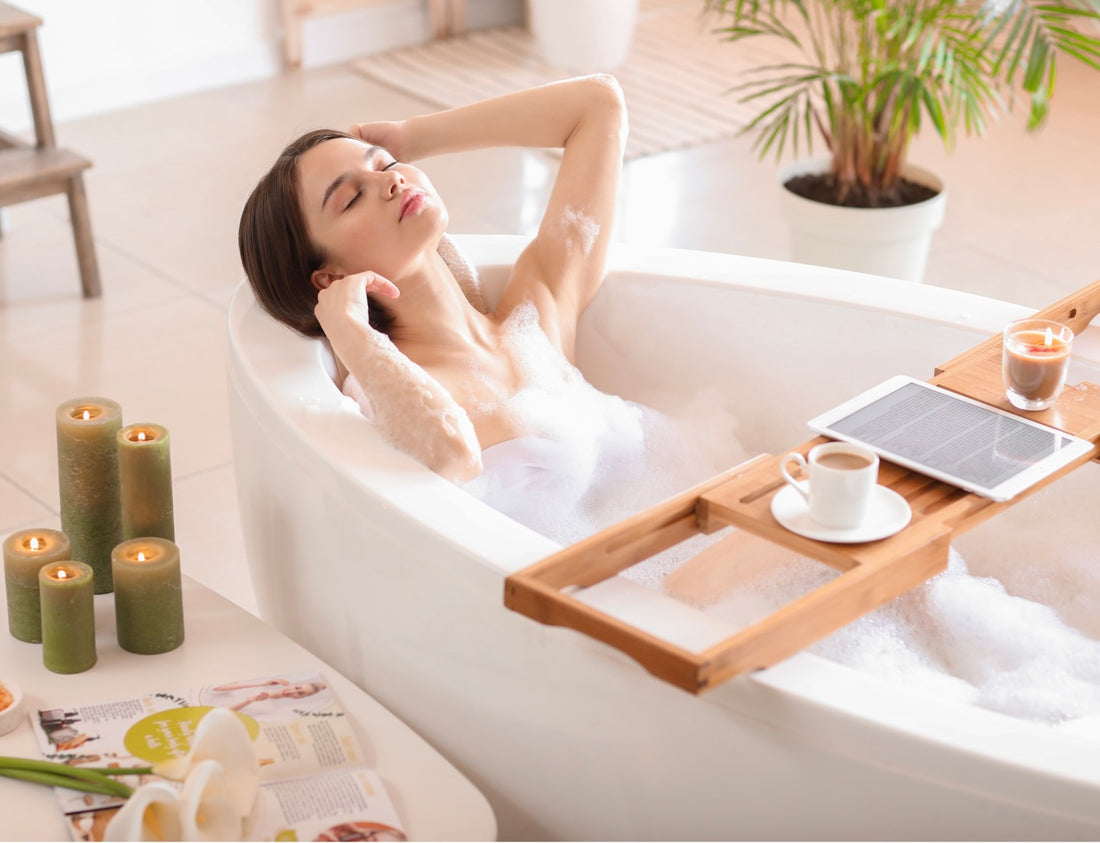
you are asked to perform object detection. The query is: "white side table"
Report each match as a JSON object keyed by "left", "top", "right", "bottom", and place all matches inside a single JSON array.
[{"left": 0, "top": 575, "right": 497, "bottom": 841}]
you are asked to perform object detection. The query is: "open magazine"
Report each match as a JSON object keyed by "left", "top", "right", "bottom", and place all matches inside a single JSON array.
[{"left": 30, "top": 671, "right": 406, "bottom": 842}]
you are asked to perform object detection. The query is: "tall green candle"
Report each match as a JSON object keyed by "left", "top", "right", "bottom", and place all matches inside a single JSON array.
[
  {"left": 56, "top": 397, "right": 123, "bottom": 594},
  {"left": 39, "top": 561, "right": 97, "bottom": 674},
  {"left": 3, "top": 529, "right": 71, "bottom": 642},
  {"left": 112, "top": 537, "right": 184, "bottom": 655},
  {"left": 118, "top": 423, "right": 175, "bottom": 541}
]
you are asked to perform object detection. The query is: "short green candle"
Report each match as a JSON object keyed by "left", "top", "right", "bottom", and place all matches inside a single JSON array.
[
  {"left": 112, "top": 537, "right": 184, "bottom": 655},
  {"left": 118, "top": 423, "right": 175, "bottom": 541},
  {"left": 4, "top": 528, "right": 71, "bottom": 643},
  {"left": 56, "top": 397, "right": 123, "bottom": 594},
  {"left": 39, "top": 561, "right": 97, "bottom": 674}
]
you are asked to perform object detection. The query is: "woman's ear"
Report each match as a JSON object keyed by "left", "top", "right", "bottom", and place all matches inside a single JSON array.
[{"left": 311, "top": 268, "right": 342, "bottom": 291}]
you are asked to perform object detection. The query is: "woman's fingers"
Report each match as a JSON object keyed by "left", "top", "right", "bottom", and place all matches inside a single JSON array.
[
  {"left": 361, "top": 271, "right": 400, "bottom": 299},
  {"left": 315, "top": 271, "right": 399, "bottom": 334}
]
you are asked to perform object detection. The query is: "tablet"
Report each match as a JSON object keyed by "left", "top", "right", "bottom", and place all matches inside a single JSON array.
[{"left": 807, "top": 375, "right": 1095, "bottom": 502}]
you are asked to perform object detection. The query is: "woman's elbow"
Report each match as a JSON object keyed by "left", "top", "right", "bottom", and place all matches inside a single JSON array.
[
  {"left": 426, "top": 410, "right": 483, "bottom": 483},
  {"left": 430, "top": 441, "right": 483, "bottom": 484},
  {"left": 581, "top": 74, "right": 627, "bottom": 147}
]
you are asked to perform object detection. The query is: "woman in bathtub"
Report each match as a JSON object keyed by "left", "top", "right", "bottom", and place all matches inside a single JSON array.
[{"left": 240, "top": 76, "right": 737, "bottom": 542}]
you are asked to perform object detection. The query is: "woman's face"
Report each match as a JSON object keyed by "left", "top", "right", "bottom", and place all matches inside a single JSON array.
[{"left": 297, "top": 137, "right": 447, "bottom": 286}]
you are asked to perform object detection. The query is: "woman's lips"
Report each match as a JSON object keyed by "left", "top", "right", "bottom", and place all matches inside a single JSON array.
[{"left": 399, "top": 190, "right": 426, "bottom": 220}]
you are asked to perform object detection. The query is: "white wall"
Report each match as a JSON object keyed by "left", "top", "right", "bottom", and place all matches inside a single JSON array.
[{"left": 0, "top": 0, "right": 523, "bottom": 134}]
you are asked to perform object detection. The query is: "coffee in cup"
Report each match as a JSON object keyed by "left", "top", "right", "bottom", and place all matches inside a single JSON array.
[{"left": 780, "top": 442, "right": 879, "bottom": 529}]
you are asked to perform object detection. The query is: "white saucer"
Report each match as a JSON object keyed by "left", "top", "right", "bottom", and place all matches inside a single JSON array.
[{"left": 770, "top": 484, "right": 912, "bottom": 543}]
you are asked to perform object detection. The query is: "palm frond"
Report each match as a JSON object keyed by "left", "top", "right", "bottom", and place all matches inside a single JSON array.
[{"left": 703, "top": 0, "right": 1100, "bottom": 193}]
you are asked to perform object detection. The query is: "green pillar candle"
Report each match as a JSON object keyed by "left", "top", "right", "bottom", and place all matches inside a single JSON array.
[
  {"left": 56, "top": 397, "right": 123, "bottom": 594},
  {"left": 3, "top": 529, "right": 71, "bottom": 643},
  {"left": 39, "top": 561, "right": 97, "bottom": 674},
  {"left": 118, "top": 423, "right": 175, "bottom": 541},
  {"left": 112, "top": 537, "right": 184, "bottom": 655}
]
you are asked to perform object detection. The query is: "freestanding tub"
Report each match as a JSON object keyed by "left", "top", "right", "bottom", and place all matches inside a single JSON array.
[{"left": 227, "top": 235, "right": 1100, "bottom": 841}]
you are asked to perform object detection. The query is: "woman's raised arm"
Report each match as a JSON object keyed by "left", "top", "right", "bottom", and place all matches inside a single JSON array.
[{"left": 351, "top": 75, "right": 627, "bottom": 359}]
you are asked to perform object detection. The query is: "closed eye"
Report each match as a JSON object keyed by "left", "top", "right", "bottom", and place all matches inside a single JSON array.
[{"left": 342, "top": 160, "right": 399, "bottom": 211}]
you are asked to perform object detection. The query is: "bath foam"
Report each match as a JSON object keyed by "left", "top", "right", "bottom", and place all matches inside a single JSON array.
[
  {"left": 465, "top": 304, "right": 749, "bottom": 547},
  {"left": 560, "top": 205, "right": 599, "bottom": 257},
  {"left": 665, "top": 540, "right": 1100, "bottom": 723},
  {"left": 462, "top": 305, "right": 1100, "bottom": 724}
]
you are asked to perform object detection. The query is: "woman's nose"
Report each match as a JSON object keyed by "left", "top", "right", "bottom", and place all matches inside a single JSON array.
[{"left": 384, "top": 169, "right": 406, "bottom": 197}]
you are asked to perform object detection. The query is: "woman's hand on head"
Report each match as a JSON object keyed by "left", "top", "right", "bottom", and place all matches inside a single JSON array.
[
  {"left": 314, "top": 270, "right": 400, "bottom": 337},
  {"left": 348, "top": 120, "right": 410, "bottom": 161}
]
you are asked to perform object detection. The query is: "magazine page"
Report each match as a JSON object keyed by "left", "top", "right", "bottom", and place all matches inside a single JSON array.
[{"left": 28, "top": 671, "right": 406, "bottom": 842}]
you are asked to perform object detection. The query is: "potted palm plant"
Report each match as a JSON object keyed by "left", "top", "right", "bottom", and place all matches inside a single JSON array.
[{"left": 703, "top": 0, "right": 1100, "bottom": 280}]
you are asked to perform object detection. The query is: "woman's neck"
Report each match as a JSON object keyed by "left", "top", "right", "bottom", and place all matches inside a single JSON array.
[{"left": 388, "top": 249, "right": 495, "bottom": 359}]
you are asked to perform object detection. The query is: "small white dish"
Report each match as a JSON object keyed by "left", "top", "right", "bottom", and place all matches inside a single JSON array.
[
  {"left": 771, "top": 483, "right": 911, "bottom": 543},
  {"left": 0, "top": 677, "right": 25, "bottom": 736}
]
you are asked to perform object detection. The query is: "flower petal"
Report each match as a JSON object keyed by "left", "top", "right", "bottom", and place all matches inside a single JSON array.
[
  {"left": 178, "top": 759, "right": 243, "bottom": 842},
  {"left": 102, "top": 781, "right": 182, "bottom": 842},
  {"left": 154, "top": 708, "right": 259, "bottom": 816}
]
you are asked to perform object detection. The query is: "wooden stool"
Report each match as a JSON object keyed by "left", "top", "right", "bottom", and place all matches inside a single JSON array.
[{"left": 0, "top": 2, "right": 100, "bottom": 298}]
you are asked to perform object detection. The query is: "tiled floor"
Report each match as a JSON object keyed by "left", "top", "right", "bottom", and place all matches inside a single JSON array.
[{"left": 2, "top": 50, "right": 1098, "bottom": 618}]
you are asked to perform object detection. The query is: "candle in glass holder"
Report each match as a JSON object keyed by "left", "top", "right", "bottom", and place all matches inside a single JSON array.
[
  {"left": 56, "top": 397, "right": 123, "bottom": 594},
  {"left": 118, "top": 423, "right": 174, "bottom": 541},
  {"left": 1002, "top": 319, "right": 1075, "bottom": 412},
  {"left": 4, "top": 528, "right": 71, "bottom": 642},
  {"left": 112, "top": 537, "right": 184, "bottom": 655},
  {"left": 39, "top": 561, "right": 96, "bottom": 674}
]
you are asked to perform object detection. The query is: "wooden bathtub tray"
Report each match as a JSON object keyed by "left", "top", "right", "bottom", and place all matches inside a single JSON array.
[{"left": 504, "top": 280, "right": 1100, "bottom": 694}]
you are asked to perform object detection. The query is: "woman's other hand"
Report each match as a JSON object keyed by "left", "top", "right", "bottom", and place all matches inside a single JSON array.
[
  {"left": 314, "top": 270, "right": 400, "bottom": 336},
  {"left": 348, "top": 120, "right": 410, "bottom": 160}
]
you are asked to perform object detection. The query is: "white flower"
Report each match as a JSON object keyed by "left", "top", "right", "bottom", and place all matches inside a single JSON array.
[
  {"left": 103, "top": 709, "right": 261, "bottom": 842},
  {"left": 103, "top": 782, "right": 182, "bottom": 842},
  {"left": 154, "top": 708, "right": 260, "bottom": 817},
  {"left": 178, "top": 759, "right": 245, "bottom": 841}
]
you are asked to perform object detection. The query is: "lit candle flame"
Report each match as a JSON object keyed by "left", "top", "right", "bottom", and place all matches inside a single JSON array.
[
  {"left": 56, "top": 568, "right": 69, "bottom": 579},
  {"left": 138, "top": 431, "right": 147, "bottom": 442},
  {"left": 29, "top": 537, "right": 41, "bottom": 551},
  {"left": 137, "top": 552, "right": 146, "bottom": 562},
  {"left": 82, "top": 410, "right": 91, "bottom": 420}
]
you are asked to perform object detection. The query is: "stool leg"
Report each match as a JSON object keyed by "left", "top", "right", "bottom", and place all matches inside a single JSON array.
[
  {"left": 21, "top": 30, "right": 57, "bottom": 149},
  {"left": 67, "top": 175, "right": 101, "bottom": 298}
]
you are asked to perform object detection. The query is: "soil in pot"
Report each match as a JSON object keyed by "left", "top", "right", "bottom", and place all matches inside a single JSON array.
[{"left": 786, "top": 173, "right": 938, "bottom": 208}]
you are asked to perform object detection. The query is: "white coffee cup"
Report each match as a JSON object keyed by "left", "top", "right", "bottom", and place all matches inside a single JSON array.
[{"left": 780, "top": 442, "right": 879, "bottom": 529}]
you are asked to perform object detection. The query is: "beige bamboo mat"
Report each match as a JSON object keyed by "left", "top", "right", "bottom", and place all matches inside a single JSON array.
[{"left": 350, "top": 0, "right": 773, "bottom": 160}]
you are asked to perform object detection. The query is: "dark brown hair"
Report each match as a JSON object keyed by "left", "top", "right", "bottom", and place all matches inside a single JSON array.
[{"left": 238, "top": 129, "right": 394, "bottom": 338}]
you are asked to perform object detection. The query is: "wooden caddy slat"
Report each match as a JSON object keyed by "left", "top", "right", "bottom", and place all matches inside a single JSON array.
[{"left": 504, "top": 280, "right": 1100, "bottom": 694}]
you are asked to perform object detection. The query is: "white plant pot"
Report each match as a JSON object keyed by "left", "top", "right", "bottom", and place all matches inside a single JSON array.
[
  {"left": 528, "top": 0, "right": 639, "bottom": 73},
  {"left": 779, "top": 156, "right": 947, "bottom": 282}
]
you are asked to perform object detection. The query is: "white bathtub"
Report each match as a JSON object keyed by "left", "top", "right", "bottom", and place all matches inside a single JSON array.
[{"left": 227, "top": 235, "right": 1100, "bottom": 841}]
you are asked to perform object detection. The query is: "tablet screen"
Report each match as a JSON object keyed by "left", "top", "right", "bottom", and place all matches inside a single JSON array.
[{"left": 809, "top": 377, "right": 1093, "bottom": 500}]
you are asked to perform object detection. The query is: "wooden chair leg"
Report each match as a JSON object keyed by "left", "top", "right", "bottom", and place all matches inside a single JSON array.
[
  {"left": 282, "top": 0, "right": 303, "bottom": 69},
  {"left": 67, "top": 174, "right": 101, "bottom": 298},
  {"left": 448, "top": 0, "right": 467, "bottom": 36}
]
